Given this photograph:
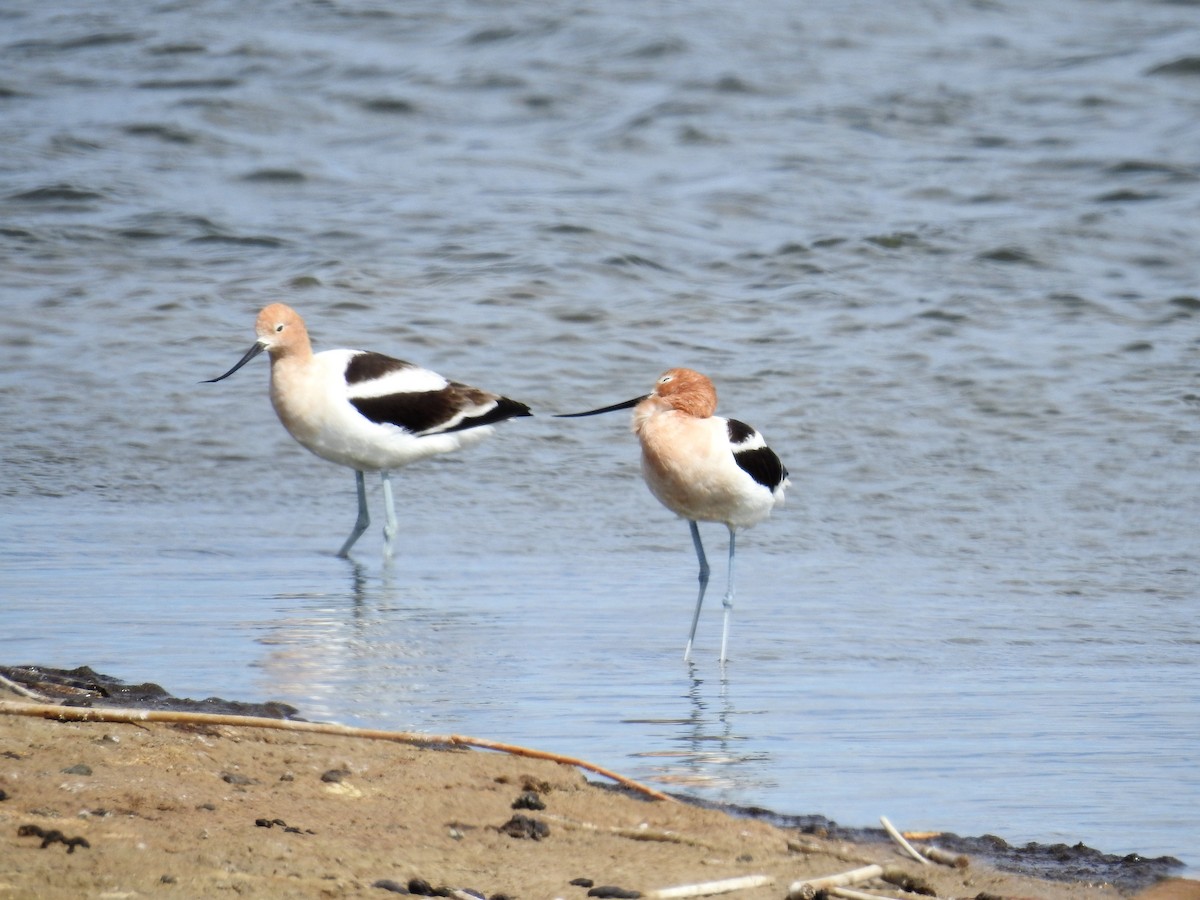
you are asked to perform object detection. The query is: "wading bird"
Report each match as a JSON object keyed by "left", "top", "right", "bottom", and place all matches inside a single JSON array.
[
  {"left": 205, "top": 303, "right": 531, "bottom": 557},
  {"left": 559, "top": 368, "right": 788, "bottom": 663}
]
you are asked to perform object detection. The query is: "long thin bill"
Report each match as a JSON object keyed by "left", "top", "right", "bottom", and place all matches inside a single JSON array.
[
  {"left": 554, "top": 395, "right": 648, "bottom": 418},
  {"left": 202, "top": 341, "right": 266, "bottom": 383}
]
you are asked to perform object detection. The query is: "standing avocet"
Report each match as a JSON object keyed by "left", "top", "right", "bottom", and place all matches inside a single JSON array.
[
  {"left": 559, "top": 368, "right": 789, "bottom": 663},
  {"left": 205, "top": 303, "right": 531, "bottom": 557}
]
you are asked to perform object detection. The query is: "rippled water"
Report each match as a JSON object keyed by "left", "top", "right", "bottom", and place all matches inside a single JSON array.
[{"left": 2, "top": 0, "right": 1198, "bottom": 872}]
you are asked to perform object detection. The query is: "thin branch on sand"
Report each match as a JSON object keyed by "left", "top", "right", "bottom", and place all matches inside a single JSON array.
[
  {"left": 787, "top": 863, "right": 885, "bottom": 900},
  {"left": 830, "top": 887, "right": 904, "bottom": 900},
  {"left": 880, "top": 816, "right": 931, "bottom": 865},
  {"left": 0, "top": 674, "right": 52, "bottom": 702},
  {"left": 544, "top": 814, "right": 706, "bottom": 846},
  {"left": 646, "top": 873, "right": 774, "bottom": 898},
  {"left": 915, "top": 844, "right": 969, "bottom": 868},
  {"left": 0, "top": 700, "right": 673, "bottom": 803}
]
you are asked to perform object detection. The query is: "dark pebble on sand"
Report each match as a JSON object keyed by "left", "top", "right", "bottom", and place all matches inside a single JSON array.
[
  {"left": 321, "top": 768, "right": 351, "bottom": 783},
  {"left": 570, "top": 878, "right": 595, "bottom": 888},
  {"left": 61, "top": 763, "right": 92, "bottom": 775},
  {"left": 587, "top": 887, "right": 641, "bottom": 899},
  {"left": 221, "top": 772, "right": 254, "bottom": 785},
  {"left": 512, "top": 790, "right": 546, "bottom": 810},
  {"left": 498, "top": 814, "right": 550, "bottom": 840}
]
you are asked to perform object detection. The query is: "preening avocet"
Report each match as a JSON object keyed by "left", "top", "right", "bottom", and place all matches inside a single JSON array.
[
  {"left": 559, "top": 368, "right": 789, "bottom": 663},
  {"left": 205, "top": 303, "right": 531, "bottom": 557}
]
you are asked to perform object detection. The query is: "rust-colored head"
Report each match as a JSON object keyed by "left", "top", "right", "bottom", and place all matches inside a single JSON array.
[
  {"left": 203, "top": 303, "right": 312, "bottom": 384},
  {"left": 650, "top": 368, "right": 717, "bottom": 418},
  {"left": 254, "top": 303, "right": 311, "bottom": 358}
]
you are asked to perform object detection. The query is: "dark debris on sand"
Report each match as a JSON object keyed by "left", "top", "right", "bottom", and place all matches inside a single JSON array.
[
  {"left": 0, "top": 664, "right": 302, "bottom": 719},
  {"left": 692, "top": 800, "right": 1185, "bottom": 894}
]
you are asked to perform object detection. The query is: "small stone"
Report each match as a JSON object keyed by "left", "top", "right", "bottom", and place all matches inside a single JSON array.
[
  {"left": 320, "top": 768, "right": 350, "bottom": 783},
  {"left": 408, "top": 878, "right": 434, "bottom": 895},
  {"left": 498, "top": 814, "right": 550, "bottom": 840},
  {"left": 61, "top": 764, "right": 92, "bottom": 776},
  {"left": 221, "top": 772, "right": 253, "bottom": 785},
  {"left": 587, "top": 887, "right": 641, "bottom": 899},
  {"left": 160, "top": 874, "right": 177, "bottom": 884},
  {"left": 512, "top": 791, "right": 545, "bottom": 811},
  {"left": 570, "top": 877, "right": 595, "bottom": 887}
]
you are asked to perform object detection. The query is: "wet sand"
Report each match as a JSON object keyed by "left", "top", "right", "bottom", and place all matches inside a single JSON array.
[{"left": 0, "top": 667, "right": 1192, "bottom": 900}]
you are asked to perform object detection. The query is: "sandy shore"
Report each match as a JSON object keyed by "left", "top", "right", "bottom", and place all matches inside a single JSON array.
[{"left": 0, "top": 668, "right": 1192, "bottom": 900}]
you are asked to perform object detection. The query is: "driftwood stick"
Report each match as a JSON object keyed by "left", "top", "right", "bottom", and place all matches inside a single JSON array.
[
  {"left": 880, "top": 868, "right": 936, "bottom": 895},
  {"left": 787, "top": 864, "right": 884, "bottom": 900},
  {"left": 831, "top": 887, "right": 905, "bottom": 900},
  {"left": 646, "top": 874, "right": 774, "bottom": 898},
  {"left": 915, "top": 845, "right": 969, "bottom": 869},
  {"left": 0, "top": 700, "right": 673, "bottom": 803},
  {"left": 0, "top": 674, "right": 51, "bottom": 702},
  {"left": 544, "top": 814, "right": 706, "bottom": 847},
  {"left": 880, "top": 817, "right": 930, "bottom": 865}
]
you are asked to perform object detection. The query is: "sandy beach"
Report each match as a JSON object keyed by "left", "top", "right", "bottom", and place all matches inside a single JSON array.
[{"left": 0, "top": 668, "right": 1192, "bottom": 900}]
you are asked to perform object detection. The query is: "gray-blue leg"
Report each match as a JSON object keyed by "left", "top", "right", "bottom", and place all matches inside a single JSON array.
[
  {"left": 380, "top": 470, "right": 399, "bottom": 556},
  {"left": 684, "top": 520, "right": 710, "bottom": 661},
  {"left": 719, "top": 529, "right": 737, "bottom": 665},
  {"left": 337, "top": 470, "right": 370, "bottom": 558}
]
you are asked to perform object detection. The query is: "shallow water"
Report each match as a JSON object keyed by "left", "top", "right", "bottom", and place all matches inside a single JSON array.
[{"left": 1, "top": 0, "right": 1198, "bottom": 872}]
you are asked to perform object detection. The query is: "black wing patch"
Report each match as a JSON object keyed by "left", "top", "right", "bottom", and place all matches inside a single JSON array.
[
  {"left": 734, "top": 446, "right": 788, "bottom": 490},
  {"left": 727, "top": 419, "right": 787, "bottom": 490},
  {"left": 352, "top": 382, "right": 531, "bottom": 435},
  {"left": 344, "top": 351, "right": 416, "bottom": 385},
  {"left": 441, "top": 390, "right": 532, "bottom": 433},
  {"left": 726, "top": 418, "right": 756, "bottom": 445}
]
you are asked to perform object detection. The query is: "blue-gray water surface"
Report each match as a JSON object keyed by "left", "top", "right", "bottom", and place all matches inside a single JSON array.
[{"left": 1, "top": 0, "right": 1197, "bottom": 873}]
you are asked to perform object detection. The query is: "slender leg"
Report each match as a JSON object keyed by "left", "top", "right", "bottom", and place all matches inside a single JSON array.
[
  {"left": 719, "top": 528, "right": 737, "bottom": 665},
  {"left": 380, "top": 470, "right": 399, "bottom": 557},
  {"left": 337, "top": 470, "right": 370, "bottom": 558},
  {"left": 684, "top": 520, "right": 710, "bottom": 662}
]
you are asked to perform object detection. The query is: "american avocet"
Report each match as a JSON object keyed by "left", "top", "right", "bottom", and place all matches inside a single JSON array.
[
  {"left": 559, "top": 368, "right": 789, "bottom": 664},
  {"left": 205, "top": 303, "right": 531, "bottom": 558}
]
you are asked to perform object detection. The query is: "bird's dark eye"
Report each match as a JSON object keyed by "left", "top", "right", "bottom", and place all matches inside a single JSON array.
[
  {"left": 659, "top": 375, "right": 672, "bottom": 384},
  {"left": 275, "top": 323, "right": 284, "bottom": 332}
]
